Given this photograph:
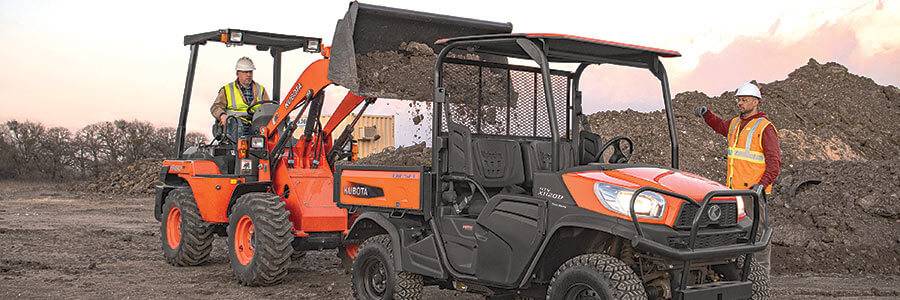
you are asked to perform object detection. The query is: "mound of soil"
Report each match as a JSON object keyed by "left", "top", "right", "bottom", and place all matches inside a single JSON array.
[
  {"left": 771, "top": 159, "right": 900, "bottom": 275},
  {"left": 343, "top": 142, "right": 432, "bottom": 167},
  {"left": 81, "top": 159, "right": 161, "bottom": 195}
]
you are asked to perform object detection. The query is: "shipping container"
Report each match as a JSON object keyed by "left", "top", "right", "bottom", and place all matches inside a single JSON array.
[{"left": 295, "top": 114, "right": 395, "bottom": 158}]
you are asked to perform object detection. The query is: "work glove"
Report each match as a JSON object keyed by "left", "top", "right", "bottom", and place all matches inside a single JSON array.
[{"left": 694, "top": 106, "right": 708, "bottom": 118}]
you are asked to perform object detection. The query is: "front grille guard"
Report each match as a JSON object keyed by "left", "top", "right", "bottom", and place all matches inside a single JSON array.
[{"left": 627, "top": 186, "right": 771, "bottom": 289}]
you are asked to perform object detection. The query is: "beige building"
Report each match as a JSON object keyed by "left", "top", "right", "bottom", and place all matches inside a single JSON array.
[{"left": 295, "top": 114, "right": 395, "bottom": 158}]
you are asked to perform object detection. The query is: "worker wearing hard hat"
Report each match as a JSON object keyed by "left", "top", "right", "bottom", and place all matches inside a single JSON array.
[
  {"left": 695, "top": 82, "right": 781, "bottom": 193},
  {"left": 695, "top": 81, "right": 781, "bottom": 279},
  {"left": 210, "top": 57, "right": 271, "bottom": 125}
]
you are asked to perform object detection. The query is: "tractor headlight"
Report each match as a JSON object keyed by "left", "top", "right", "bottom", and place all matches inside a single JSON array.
[
  {"left": 229, "top": 31, "right": 243, "bottom": 43},
  {"left": 593, "top": 182, "right": 666, "bottom": 219},
  {"left": 250, "top": 136, "right": 265, "bottom": 148},
  {"left": 305, "top": 39, "right": 320, "bottom": 52}
]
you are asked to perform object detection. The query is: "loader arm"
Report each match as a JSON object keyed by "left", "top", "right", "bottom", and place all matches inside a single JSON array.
[{"left": 262, "top": 49, "right": 368, "bottom": 166}]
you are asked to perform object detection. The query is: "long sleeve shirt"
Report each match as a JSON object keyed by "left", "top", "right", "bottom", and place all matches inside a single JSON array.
[{"left": 702, "top": 111, "right": 781, "bottom": 187}]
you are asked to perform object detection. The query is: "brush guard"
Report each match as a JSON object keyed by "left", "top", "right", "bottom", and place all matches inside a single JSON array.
[{"left": 628, "top": 186, "right": 771, "bottom": 300}]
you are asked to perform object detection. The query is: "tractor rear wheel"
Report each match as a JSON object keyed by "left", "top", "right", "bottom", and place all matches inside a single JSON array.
[
  {"left": 351, "top": 235, "right": 423, "bottom": 299},
  {"left": 160, "top": 188, "right": 214, "bottom": 266},
  {"left": 547, "top": 253, "right": 647, "bottom": 300},
  {"left": 227, "top": 192, "right": 293, "bottom": 286}
]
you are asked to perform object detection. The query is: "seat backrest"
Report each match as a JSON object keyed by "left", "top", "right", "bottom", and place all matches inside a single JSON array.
[
  {"left": 521, "top": 140, "right": 575, "bottom": 186},
  {"left": 472, "top": 138, "right": 526, "bottom": 188},
  {"left": 447, "top": 122, "right": 474, "bottom": 176}
]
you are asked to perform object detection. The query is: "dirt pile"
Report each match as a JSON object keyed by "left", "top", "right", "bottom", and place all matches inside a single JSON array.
[
  {"left": 771, "top": 159, "right": 900, "bottom": 275},
  {"left": 81, "top": 159, "right": 161, "bottom": 195},
  {"left": 356, "top": 42, "right": 437, "bottom": 101},
  {"left": 587, "top": 58, "right": 900, "bottom": 275},
  {"left": 343, "top": 142, "right": 432, "bottom": 167}
]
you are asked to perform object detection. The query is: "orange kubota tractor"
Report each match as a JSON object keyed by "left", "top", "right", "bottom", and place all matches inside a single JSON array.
[{"left": 154, "top": 2, "right": 512, "bottom": 286}]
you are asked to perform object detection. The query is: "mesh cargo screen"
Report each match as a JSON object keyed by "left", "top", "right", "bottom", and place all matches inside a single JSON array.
[{"left": 440, "top": 60, "right": 572, "bottom": 139}]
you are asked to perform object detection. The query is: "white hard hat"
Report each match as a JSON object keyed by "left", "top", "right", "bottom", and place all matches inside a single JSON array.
[
  {"left": 735, "top": 82, "right": 761, "bottom": 99},
  {"left": 236, "top": 57, "right": 255, "bottom": 71}
]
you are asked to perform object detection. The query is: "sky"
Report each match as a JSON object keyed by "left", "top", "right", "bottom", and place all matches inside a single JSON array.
[{"left": 1, "top": 0, "right": 898, "bottom": 146}]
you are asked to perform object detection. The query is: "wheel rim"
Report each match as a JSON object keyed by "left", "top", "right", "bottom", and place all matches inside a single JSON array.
[
  {"left": 234, "top": 215, "right": 255, "bottom": 265},
  {"left": 564, "top": 283, "right": 602, "bottom": 300},
  {"left": 165, "top": 206, "right": 182, "bottom": 249},
  {"left": 362, "top": 257, "right": 387, "bottom": 297}
]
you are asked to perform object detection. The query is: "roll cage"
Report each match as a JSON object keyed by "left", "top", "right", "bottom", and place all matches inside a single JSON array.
[
  {"left": 173, "top": 29, "right": 323, "bottom": 159},
  {"left": 431, "top": 33, "right": 682, "bottom": 178}
]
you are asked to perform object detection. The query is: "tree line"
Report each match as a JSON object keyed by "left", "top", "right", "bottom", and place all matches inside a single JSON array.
[{"left": 0, "top": 120, "right": 206, "bottom": 180}]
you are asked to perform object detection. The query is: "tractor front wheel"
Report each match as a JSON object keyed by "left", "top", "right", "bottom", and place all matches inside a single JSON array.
[
  {"left": 227, "top": 192, "right": 293, "bottom": 286},
  {"left": 160, "top": 188, "right": 214, "bottom": 266},
  {"left": 547, "top": 253, "right": 647, "bottom": 300}
]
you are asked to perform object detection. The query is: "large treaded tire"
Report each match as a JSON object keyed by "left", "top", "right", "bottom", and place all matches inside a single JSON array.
[
  {"left": 351, "top": 235, "right": 423, "bottom": 299},
  {"left": 160, "top": 188, "right": 214, "bottom": 266},
  {"left": 547, "top": 253, "right": 647, "bottom": 300},
  {"left": 735, "top": 257, "right": 770, "bottom": 299},
  {"left": 227, "top": 192, "right": 294, "bottom": 286}
]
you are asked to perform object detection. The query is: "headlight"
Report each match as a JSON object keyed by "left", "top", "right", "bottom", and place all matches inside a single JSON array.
[
  {"left": 250, "top": 136, "right": 265, "bottom": 148},
  {"left": 593, "top": 183, "right": 666, "bottom": 219},
  {"left": 736, "top": 196, "right": 747, "bottom": 219}
]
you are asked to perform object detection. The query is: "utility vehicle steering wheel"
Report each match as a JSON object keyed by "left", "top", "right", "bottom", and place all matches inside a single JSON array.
[{"left": 598, "top": 136, "right": 634, "bottom": 164}]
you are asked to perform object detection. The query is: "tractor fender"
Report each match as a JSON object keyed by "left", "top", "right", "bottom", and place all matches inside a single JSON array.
[
  {"left": 348, "top": 212, "right": 446, "bottom": 279},
  {"left": 154, "top": 167, "right": 187, "bottom": 221},
  {"left": 518, "top": 213, "right": 636, "bottom": 288},
  {"left": 347, "top": 212, "right": 404, "bottom": 267},
  {"left": 226, "top": 181, "right": 273, "bottom": 216}
]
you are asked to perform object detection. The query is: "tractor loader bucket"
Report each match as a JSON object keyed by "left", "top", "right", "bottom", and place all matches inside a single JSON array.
[{"left": 329, "top": 1, "right": 512, "bottom": 100}]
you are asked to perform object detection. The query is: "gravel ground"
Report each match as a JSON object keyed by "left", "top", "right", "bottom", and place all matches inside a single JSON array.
[{"left": 3, "top": 180, "right": 899, "bottom": 299}]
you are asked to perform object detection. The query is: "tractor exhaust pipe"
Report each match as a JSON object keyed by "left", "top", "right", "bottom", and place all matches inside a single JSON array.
[{"left": 329, "top": 1, "right": 512, "bottom": 99}]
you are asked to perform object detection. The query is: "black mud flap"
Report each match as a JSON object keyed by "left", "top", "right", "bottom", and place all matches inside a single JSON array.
[{"left": 676, "top": 280, "right": 752, "bottom": 300}]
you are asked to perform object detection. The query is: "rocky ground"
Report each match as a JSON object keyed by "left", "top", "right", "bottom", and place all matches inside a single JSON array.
[{"left": 3, "top": 181, "right": 899, "bottom": 299}]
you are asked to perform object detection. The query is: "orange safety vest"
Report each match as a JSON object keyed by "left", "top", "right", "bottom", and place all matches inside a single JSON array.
[{"left": 726, "top": 116, "right": 775, "bottom": 193}]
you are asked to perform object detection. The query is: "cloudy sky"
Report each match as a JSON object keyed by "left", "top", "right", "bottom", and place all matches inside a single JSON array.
[{"left": 1, "top": 0, "right": 897, "bottom": 145}]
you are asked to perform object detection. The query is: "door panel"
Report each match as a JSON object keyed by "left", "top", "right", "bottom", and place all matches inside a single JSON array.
[{"left": 474, "top": 194, "right": 546, "bottom": 286}]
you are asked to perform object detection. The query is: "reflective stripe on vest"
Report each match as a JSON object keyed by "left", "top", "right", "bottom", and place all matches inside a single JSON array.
[
  {"left": 725, "top": 116, "right": 773, "bottom": 193},
  {"left": 223, "top": 82, "right": 265, "bottom": 113}
]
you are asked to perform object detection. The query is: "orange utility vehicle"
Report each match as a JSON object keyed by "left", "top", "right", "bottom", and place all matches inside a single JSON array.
[
  {"left": 335, "top": 34, "right": 772, "bottom": 300},
  {"left": 154, "top": 2, "right": 513, "bottom": 286}
]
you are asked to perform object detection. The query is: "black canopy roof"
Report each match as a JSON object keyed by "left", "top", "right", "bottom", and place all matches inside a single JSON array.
[
  {"left": 183, "top": 29, "right": 322, "bottom": 53},
  {"left": 436, "top": 33, "right": 680, "bottom": 67}
]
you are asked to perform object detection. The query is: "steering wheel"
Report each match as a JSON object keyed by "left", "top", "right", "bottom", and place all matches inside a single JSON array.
[
  {"left": 598, "top": 136, "right": 634, "bottom": 164},
  {"left": 247, "top": 100, "right": 279, "bottom": 113},
  {"left": 221, "top": 115, "right": 243, "bottom": 144}
]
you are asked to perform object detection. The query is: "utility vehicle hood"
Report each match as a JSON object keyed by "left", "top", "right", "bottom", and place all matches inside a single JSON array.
[{"left": 565, "top": 166, "right": 729, "bottom": 201}]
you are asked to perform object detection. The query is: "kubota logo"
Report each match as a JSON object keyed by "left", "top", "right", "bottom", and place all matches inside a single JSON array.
[
  {"left": 707, "top": 205, "right": 722, "bottom": 222},
  {"left": 343, "top": 182, "right": 385, "bottom": 198}
]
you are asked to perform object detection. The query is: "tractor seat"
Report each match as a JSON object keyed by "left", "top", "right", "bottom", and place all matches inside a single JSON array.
[
  {"left": 520, "top": 140, "right": 576, "bottom": 187},
  {"left": 467, "top": 138, "right": 527, "bottom": 216}
]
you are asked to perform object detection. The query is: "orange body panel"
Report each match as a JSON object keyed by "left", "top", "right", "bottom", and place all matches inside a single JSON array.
[
  {"left": 162, "top": 159, "right": 243, "bottom": 223},
  {"left": 337, "top": 170, "right": 422, "bottom": 210},
  {"left": 562, "top": 167, "right": 737, "bottom": 227}
]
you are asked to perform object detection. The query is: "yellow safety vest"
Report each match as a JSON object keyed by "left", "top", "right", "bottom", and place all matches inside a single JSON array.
[
  {"left": 726, "top": 116, "right": 775, "bottom": 193},
  {"left": 223, "top": 81, "right": 266, "bottom": 114}
]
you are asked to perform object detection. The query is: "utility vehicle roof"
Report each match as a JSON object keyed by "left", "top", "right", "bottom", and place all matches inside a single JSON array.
[
  {"left": 436, "top": 33, "right": 680, "bottom": 66},
  {"left": 183, "top": 29, "right": 322, "bottom": 53}
]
